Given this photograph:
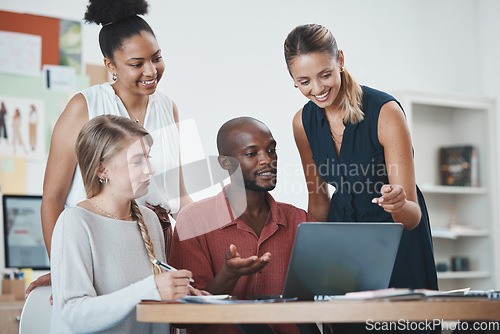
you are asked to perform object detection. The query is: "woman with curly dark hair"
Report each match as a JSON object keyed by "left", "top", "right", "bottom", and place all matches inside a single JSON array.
[{"left": 27, "top": 0, "right": 192, "bottom": 294}]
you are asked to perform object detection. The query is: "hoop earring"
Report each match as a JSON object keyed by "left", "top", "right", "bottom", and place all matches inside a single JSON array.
[
  {"left": 112, "top": 74, "right": 117, "bottom": 81},
  {"left": 340, "top": 66, "right": 345, "bottom": 73},
  {"left": 294, "top": 82, "right": 298, "bottom": 88},
  {"left": 99, "top": 177, "right": 108, "bottom": 184}
]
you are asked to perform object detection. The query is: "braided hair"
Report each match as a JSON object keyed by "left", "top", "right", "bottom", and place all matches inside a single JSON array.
[{"left": 76, "top": 115, "right": 161, "bottom": 274}]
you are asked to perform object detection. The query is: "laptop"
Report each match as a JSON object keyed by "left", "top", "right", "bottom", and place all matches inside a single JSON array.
[{"left": 281, "top": 222, "right": 403, "bottom": 300}]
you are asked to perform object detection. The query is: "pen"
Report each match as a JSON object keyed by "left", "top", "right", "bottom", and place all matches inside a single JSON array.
[{"left": 155, "top": 260, "right": 195, "bottom": 284}]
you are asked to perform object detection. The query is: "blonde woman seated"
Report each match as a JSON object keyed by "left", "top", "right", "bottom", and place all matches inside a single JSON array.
[{"left": 50, "top": 115, "right": 202, "bottom": 334}]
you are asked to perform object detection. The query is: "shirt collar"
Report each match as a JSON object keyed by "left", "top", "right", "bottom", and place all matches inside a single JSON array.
[{"left": 215, "top": 186, "right": 287, "bottom": 230}]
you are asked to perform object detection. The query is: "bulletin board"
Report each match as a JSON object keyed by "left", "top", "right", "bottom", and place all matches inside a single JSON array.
[
  {"left": 0, "top": 11, "right": 60, "bottom": 68},
  {"left": 0, "top": 10, "right": 90, "bottom": 195}
]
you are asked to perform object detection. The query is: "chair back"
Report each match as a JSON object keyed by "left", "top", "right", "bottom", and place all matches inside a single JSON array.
[{"left": 18, "top": 286, "right": 52, "bottom": 334}]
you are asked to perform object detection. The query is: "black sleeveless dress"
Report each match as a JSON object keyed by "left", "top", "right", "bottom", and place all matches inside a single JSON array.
[{"left": 302, "top": 85, "right": 438, "bottom": 291}]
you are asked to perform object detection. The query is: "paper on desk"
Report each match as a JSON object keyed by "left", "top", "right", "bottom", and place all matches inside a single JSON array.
[
  {"left": 415, "top": 287, "right": 471, "bottom": 297},
  {"left": 180, "top": 295, "right": 298, "bottom": 304},
  {"left": 344, "top": 288, "right": 424, "bottom": 300},
  {"left": 343, "top": 287, "right": 472, "bottom": 300},
  {"left": 180, "top": 295, "right": 257, "bottom": 304},
  {"left": 182, "top": 295, "right": 231, "bottom": 302}
]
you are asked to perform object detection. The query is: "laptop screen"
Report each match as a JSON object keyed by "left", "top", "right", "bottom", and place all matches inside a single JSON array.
[{"left": 282, "top": 222, "right": 403, "bottom": 300}]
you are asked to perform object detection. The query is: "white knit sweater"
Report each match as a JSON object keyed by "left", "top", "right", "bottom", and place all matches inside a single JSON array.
[{"left": 50, "top": 206, "right": 169, "bottom": 333}]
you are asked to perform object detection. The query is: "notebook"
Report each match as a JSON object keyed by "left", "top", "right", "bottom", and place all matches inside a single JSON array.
[{"left": 281, "top": 222, "right": 403, "bottom": 300}]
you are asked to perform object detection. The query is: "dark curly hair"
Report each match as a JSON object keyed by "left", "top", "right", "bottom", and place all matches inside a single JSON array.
[{"left": 84, "top": 0, "right": 155, "bottom": 62}]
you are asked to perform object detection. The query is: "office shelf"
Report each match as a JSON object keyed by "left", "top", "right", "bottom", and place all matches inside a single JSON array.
[
  {"left": 437, "top": 271, "right": 490, "bottom": 280},
  {"left": 399, "top": 91, "right": 499, "bottom": 291},
  {"left": 432, "top": 226, "right": 489, "bottom": 239},
  {"left": 420, "top": 185, "right": 487, "bottom": 195}
]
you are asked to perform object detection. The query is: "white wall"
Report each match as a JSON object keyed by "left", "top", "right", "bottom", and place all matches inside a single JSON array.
[
  {"left": 0, "top": 0, "right": 494, "bottom": 210},
  {"left": 150, "top": 0, "right": 484, "bottom": 208}
]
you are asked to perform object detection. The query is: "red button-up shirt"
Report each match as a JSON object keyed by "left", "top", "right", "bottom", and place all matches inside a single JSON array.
[{"left": 169, "top": 189, "right": 316, "bottom": 333}]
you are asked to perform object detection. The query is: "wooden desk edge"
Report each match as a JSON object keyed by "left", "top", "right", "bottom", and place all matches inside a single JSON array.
[{"left": 137, "top": 299, "right": 500, "bottom": 324}]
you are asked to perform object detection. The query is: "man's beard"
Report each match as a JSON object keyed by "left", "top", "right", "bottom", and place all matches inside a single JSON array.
[{"left": 244, "top": 174, "right": 277, "bottom": 192}]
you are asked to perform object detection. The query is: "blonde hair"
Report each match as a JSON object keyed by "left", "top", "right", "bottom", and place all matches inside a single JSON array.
[
  {"left": 76, "top": 115, "right": 161, "bottom": 274},
  {"left": 284, "top": 23, "right": 364, "bottom": 124}
]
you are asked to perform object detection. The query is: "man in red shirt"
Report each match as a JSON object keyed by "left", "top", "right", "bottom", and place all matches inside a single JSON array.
[{"left": 168, "top": 117, "right": 316, "bottom": 333}]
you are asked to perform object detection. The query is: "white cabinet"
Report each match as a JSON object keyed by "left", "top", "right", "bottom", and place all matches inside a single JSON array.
[{"left": 399, "top": 92, "right": 499, "bottom": 291}]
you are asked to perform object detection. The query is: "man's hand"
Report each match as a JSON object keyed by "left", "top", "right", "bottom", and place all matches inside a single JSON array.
[
  {"left": 204, "top": 244, "right": 272, "bottom": 295},
  {"left": 223, "top": 244, "right": 271, "bottom": 277}
]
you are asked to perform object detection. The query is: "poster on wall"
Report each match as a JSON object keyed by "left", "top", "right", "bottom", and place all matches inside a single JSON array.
[
  {"left": 0, "top": 31, "right": 41, "bottom": 77},
  {"left": 59, "top": 19, "right": 82, "bottom": 74},
  {"left": 0, "top": 95, "right": 45, "bottom": 158},
  {"left": 43, "top": 65, "right": 77, "bottom": 92}
]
